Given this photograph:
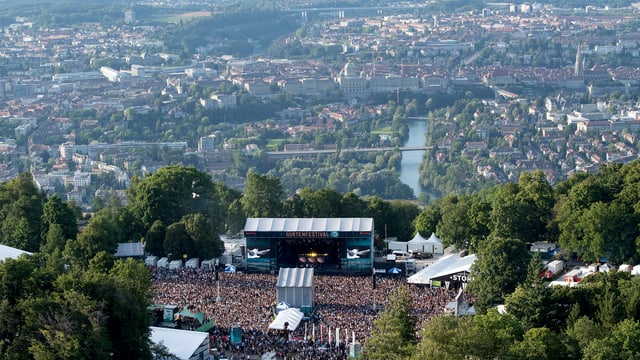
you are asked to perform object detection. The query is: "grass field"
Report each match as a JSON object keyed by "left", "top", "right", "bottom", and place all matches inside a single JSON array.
[
  {"left": 371, "top": 126, "right": 393, "bottom": 135},
  {"left": 266, "top": 139, "right": 286, "bottom": 151}
]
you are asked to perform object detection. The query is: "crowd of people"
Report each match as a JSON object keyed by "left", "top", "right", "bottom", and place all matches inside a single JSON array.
[{"left": 151, "top": 267, "right": 460, "bottom": 359}]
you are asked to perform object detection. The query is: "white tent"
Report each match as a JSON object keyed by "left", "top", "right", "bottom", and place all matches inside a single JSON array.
[
  {"left": 424, "top": 232, "right": 444, "bottom": 254},
  {"left": 618, "top": 264, "right": 632, "bottom": 273},
  {"left": 407, "top": 252, "right": 476, "bottom": 286},
  {"left": 268, "top": 308, "right": 304, "bottom": 331},
  {"left": 275, "top": 301, "right": 290, "bottom": 312},
  {"left": 115, "top": 242, "right": 144, "bottom": 258},
  {"left": 387, "top": 240, "right": 408, "bottom": 252},
  {"left": 157, "top": 257, "right": 169, "bottom": 268},
  {"left": 149, "top": 326, "right": 210, "bottom": 360},
  {"left": 407, "top": 232, "right": 429, "bottom": 252},
  {"left": 0, "top": 244, "right": 31, "bottom": 260},
  {"left": 276, "top": 268, "right": 314, "bottom": 309},
  {"left": 185, "top": 258, "right": 200, "bottom": 269},
  {"left": 201, "top": 259, "right": 216, "bottom": 270},
  {"left": 145, "top": 256, "right": 158, "bottom": 267},
  {"left": 169, "top": 260, "right": 182, "bottom": 270}
]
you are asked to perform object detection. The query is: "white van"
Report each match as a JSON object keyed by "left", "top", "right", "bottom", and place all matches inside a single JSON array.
[{"left": 392, "top": 250, "right": 410, "bottom": 259}]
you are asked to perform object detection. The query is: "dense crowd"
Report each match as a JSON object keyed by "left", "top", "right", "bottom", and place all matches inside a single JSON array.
[{"left": 151, "top": 267, "right": 459, "bottom": 359}]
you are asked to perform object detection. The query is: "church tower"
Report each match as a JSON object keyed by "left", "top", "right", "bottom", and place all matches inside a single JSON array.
[{"left": 574, "top": 42, "right": 584, "bottom": 77}]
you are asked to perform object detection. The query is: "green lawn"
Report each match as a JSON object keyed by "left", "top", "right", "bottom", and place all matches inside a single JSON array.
[
  {"left": 266, "top": 139, "right": 286, "bottom": 151},
  {"left": 371, "top": 126, "right": 393, "bottom": 135}
]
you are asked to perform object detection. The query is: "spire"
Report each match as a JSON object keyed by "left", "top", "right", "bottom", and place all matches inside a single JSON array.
[{"left": 575, "top": 42, "right": 584, "bottom": 77}]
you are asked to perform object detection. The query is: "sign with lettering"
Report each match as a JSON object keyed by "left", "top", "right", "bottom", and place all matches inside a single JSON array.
[
  {"left": 286, "top": 231, "right": 331, "bottom": 238},
  {"left": 433, "top": 271, "right": 471, "bottom": 283}
]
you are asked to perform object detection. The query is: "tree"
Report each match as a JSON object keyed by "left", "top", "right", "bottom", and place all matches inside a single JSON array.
[
  {"left": 241, "top": 172, "right": 284, "bottom": 218},
  {"left": 340, "top": 192, "right": 366, "bottom": 217},
  {"left": 143, "top": 220, "right": 166, "bottom": 257},
  {"left": 41, "top": 195, "right": 78, "bottom": 243},
  {"left": 505, "top": 254, "right": 557, "bottom": 330},
  {"left": 128, "top": 166, "right": 222, "bottom": 230},
  {"left": 364, "top": 286, "right": 417, "bottom": 359},
  {"left": 182, "top": 213, "right": 224, "bottom": 259},
  {"left": 25, "top": 290, "right": 110, "bottom": 360},
  {"left": 225, "top": 199, "right": 246, "bottom": 235},
  {"left": 105, "top": 258, "right": 153, "bottom": 359},
  {"left": 298, "top": 187, "right": 342, "bottom": 217},
  {"left": 582, "top": 319, "right": 640, "bottom": 360},
  {"left": 387, "top": 200, "right": 420, "bottom": 242},
  {"left": 413, "top": 204, "right": 441, "bottom": 238},
  {"left": 565, "top": 315, "right": 603, "bottom": 359},
  {"left": 63, "top": 210, "right": 120, "bottom": 267},
  {"left": 436, "top": 195, "right": 473, "bottom": 249},
  {"left": 467, "top": 236, "right": 530, "bottom": 314},
  {"left": 509, "top": 327, "right": 568, "bottom": 360},
  {"left": 40, "top": 223, "right": 67, "bottom": 256},
  {"left": 0, "top": 173, "right": 46, "bottom": 252},
  {"left": 163, "top": 222, "right": 194, "bottom": 261},
  {"left": 413, "top": 315, "right": 471, "bottom": 360},
  {"left": 365, "top": 196, "right": 393, "bottom": 244},
  {"left": 490, "top": 183, "right": 530, "bottom": 242}
]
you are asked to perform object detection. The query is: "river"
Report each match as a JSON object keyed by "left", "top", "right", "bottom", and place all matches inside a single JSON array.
[{"left": 398, "top": 118, "right": 428, "bottom": 200}]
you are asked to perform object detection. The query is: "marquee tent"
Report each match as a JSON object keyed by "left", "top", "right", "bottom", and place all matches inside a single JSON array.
[
  {"left": 0, "top": 244, "right": 31, "bottom": 260},
  {"left": 185, "top": 258, "right": 200, "bottom": 269},
  {"left": 276, "top": 267, "right": 314, "bottom": 309},
  {"left": 424, "top": 233, "right": 444, "bottom": 254},
  {"left": 157, "top": 257, "right": 169, "bottom": 268},
  {"left": 149, "top": 326, "right": 210, "bottom": 360},
  {"left": 407, "top": 232, "right": 428, "bottom": 252},
  {"left": 268, "top": 308, "right": 304, "bottom": 331},
  {"left": 407, "top": 252, "right": 476, "bottom": 287},
  {"left": 115, "top": 242, "right": 144, "bottom": 258},
  {"left": 145, "top": 256, "right": 158, "bottom": 267}
]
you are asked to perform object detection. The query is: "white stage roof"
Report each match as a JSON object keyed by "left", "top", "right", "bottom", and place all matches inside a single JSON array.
[
  {"left": 0, "top": 244, "right": 31, "bottom": 260},
  {"left": 407, "top": 252, "right": 476, "bottom": 285},
  {"left": 277, "top": 267, "right": 314, "bottom": 288},
  {"left": 244, "top": 218, "right": 374, "bottom": 233},
  {"left": 268, "top": 308, "right": 304, "bottom": 331},
  {"left": 150, "top": 326, "right": 208, "bottom": 359}
]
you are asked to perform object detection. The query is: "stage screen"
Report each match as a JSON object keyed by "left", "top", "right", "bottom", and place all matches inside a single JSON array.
[{"left": 245, "top": 231, "right": 372, "bottom": 274}]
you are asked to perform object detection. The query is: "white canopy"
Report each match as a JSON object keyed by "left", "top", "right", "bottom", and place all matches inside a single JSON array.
[
  {"left": 245, "top": 218, "right": 373, "bottom": 233},
  {"left": 150, "top": 326, "right": 209, "bottom": 360},
  {"left": 0, "top": 244, "right": 31, "bottom": 260},
  {"left": 157, "top": 257, "right": 169, "bottom": 268},
  {"left": 407, "top": 252, "right": 476, "bottom": 285},
  {"left": 425, "top": 233, "right": 444, "bottom": 254},
  {"left": 407, "top": 232, "right": 428, "bottom": 252},
  {"left": 268, "top": 308, "right": 304, "bottom": 331}
]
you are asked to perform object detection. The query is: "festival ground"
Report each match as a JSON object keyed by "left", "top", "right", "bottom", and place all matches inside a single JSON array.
[{"left": 152, "top": 268, "right": 459, "bottom": 359}]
